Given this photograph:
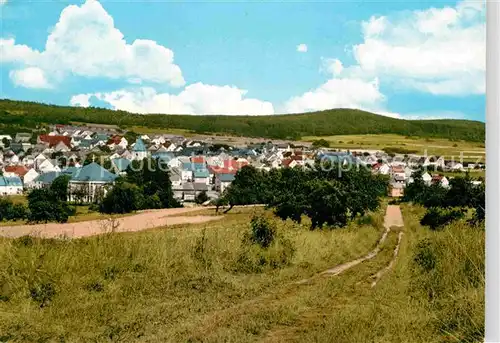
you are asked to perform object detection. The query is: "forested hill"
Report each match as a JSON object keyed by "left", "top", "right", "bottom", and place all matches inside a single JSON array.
[{"left": 0, "top": 99, "right": 485, "bottom": 142}]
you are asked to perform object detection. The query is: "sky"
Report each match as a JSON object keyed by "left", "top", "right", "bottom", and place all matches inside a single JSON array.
[{"left": 0, "top": 0, "right": 486, "bottom": 121}]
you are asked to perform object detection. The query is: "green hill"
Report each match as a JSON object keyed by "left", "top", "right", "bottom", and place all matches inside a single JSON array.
[{"left": 0, "top": 99, "right": 485, "bottom": 142}]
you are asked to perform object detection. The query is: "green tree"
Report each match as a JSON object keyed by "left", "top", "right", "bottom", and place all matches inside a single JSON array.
[
  {"left": 50, "top": 175, "right": 71, "bottom": 202},
  {"left": 99, "top": 181, "right": 143, "bottom": 214},
  {"left": 27, "top": 188, "right": 72, "bottom": 223},
  {"left": 312, "top": 139, "right": 330, "bottom": 148},
  {"left": 195, "top": 190, "right": 209, "bottom": 204}
]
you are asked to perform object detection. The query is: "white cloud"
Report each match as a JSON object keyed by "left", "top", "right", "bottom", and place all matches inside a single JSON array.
[
  {"left": 1, "top": 0, "right": 184, "bottom": 88},
  {"left": 69, "top": 93, "right": 92, "bottom": 107},
  {"left": 0, "top": 0, "right": 7, "bottom": 5},
  {"left": 351, "top": 1, "right": 485, "bottom": 95},
  {"left": 9, "top": 67, "right": 51, "bottom": 89},
  {"left": 284, "top": 0, "right": 485, "bottom": 116},
  {"left": 296, "top": 44, "right": 308, "bottom": 53},
  {"left": 321, "top": 58, "right": 344, "bottom": 76},
  {"left": 284, "top": 77, "right": 384, "bottom": 114},
  {"left": 71, "top": 82, "right": 275, "bottom": 115}
]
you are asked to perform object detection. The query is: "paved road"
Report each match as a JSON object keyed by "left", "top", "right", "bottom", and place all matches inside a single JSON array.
[{"left": 0, "top": 207, "right": 222, "bottom": 239}]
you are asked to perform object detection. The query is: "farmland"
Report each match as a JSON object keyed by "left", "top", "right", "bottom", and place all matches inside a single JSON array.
[{"left": 302, "top": 134, "right": 486, "bottom": 161}]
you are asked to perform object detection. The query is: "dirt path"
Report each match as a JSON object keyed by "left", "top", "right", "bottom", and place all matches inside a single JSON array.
[
  {"left": 0, "top": 207, "right": 222, "bottom": 239},
  {"left": 296, "top": 205, "right": 404, "bottom": 284}
]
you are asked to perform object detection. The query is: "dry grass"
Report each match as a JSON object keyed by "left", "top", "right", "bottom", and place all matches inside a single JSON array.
[
  {"left": 0, "top": 204, "right": 483, "bottom": 342},
  {"left": 0, "top": 207, "right": 383, "bottom": 342}
]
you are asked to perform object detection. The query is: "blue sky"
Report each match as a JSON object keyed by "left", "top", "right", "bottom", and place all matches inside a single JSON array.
[{"left": 0, "top": 0, "right": 485, "bottom": 121}]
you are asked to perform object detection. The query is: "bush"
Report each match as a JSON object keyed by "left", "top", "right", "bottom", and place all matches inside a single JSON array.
[
  {"left": 233, "top": 216, "right": 295, "bottom": 273},
  {"left": 0, "top": 198, "right": 27, "bottom": 221},
  {"left": 29, "top": 282, "right": 56, "bottom": 308},
  {"left": 312, "top": 139, "right": 330, "bottom": 148},
  {"left": 195, "top": 191, "right": 209, "bottom": 205},
  {"left": 27, "top": 188, "right": 72, "bottom": 223},
  {"left": 7, "top": 203, "right": 28, "bottom": 221},
  {"left": 420, "top": 207, "right": 465, "bottom": 230},
  {"left": 99, "top": 182, "right": 142, "bottom": 214},
  {"left": 248, "top": 215, "right": 276, "bottom": 248}
]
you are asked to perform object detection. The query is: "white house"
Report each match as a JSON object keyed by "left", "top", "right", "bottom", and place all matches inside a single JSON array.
[
  {"left": 422, "top": 172, "right": 432, "bottom": 185},
  {"left": 23, "top": 169, "right": 40, "bottom": 189},
  {"left": 378, "top": 164, "right": 390, "bottom": 175},
  {"left": 0, "top": 176, "right": 23, "bottom": 195},
  {"left": 36, "top": 159, "right": 60, "bottom": 173},
  {"left": 215, "top": 173, "right": 235, "bottom": 193},
  {"left": 132, "top": 138, "right": 148, "bottom": 160}
]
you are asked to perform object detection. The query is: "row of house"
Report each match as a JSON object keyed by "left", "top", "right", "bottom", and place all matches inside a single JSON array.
[{"left": 0, "top": 124, "right": 484, "bottom": 201}]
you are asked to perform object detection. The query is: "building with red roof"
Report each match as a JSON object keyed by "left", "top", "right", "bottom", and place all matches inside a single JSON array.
[
  {"left": 38, "top": 135, "right": 72, "bottom": 148},
  {"left": 4, "top": 165, "right": 29, "bottom": 178}
]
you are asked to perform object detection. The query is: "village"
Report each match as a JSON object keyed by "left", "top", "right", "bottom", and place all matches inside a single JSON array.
[{"left": 0, "top": 123, "right": 485, "bottom": 202}]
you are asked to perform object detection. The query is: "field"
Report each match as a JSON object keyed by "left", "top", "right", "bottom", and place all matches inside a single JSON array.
[
  {"left": 302, "top": 134, "right": 485, "bottom": 161},
  {"left": 0, "top": 204, "right": 484, "bottom": 342}
]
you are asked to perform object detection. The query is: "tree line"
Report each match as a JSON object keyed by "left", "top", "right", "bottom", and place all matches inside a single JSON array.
[
  {"left": 220, "top": 162, "right": 389, "bottom": 229},
  {"left": 0, "top": 99, "right": 486, "bottom": 142},
  {"left": 402, "top": 170, "right": 485, "bottom": 229}
]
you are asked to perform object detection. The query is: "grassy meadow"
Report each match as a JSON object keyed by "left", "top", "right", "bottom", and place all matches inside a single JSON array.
[
  {"left": 0, "top": 205, "right": 484, "bottom": 342},
  {"left": 302, "top": 134, "right": 485, "bottom": 161}
]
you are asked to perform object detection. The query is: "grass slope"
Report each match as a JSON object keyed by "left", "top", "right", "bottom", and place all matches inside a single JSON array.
[
  {"left": 0, "top": 205, "right": 484, "bottom": 342},
  {"left": 0, "top": 99, "right": 485, "bottom": 142}
]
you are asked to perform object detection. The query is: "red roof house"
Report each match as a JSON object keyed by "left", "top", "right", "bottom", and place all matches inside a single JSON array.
[{"left": 38, "top": 135, "right": 71, "bottom": 148}]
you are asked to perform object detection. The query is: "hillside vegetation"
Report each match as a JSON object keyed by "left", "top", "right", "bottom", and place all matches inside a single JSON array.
[
  {"left": 0, "top": 99, "right": 485, "bottom": 142},
  {"left": 0, "top": 205, "right": 484, "bottom": 342}
]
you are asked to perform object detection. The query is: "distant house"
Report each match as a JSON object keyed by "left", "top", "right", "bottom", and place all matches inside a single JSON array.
[
  {"left": 388, "top": 182, "right": 404, "bottom": 198},
  {"left": 132, "top": 138, "right": 148, "bottom": 160},
  {"left": 68, "top": 162, "right": 118, "bottom": 203},
  {"left": 15, "top": 133, "right": 32, "bottom": 143},
  {"left": 32, "top": 171, "right": 62, "bottom": 189},
  {"left": 111, "top": 158, "right": 132, "bottom": 175},
  {"left": 0, "top": 176, "right": 23, "bottom": 195},
  {"left": 193, "top": 169, "right": 210, "bottom": 185},
  {"left": 36, "top": 159, "right": 61, "bottom": 174},
  {"left": 38, "top": 135, "right": 72, "bottom": 149},
  {"left": 170, "top": 168, "right": 182, "bottom": 187},
  {"left": 3, "top": 165, "right": 29, "bottom": 179},
  {"left": 216, "top": 173, "right": 235, "bottom": 193},
  {"left": 23, "top": 169, "right": 40, "bottom": 189},
  {"left": 422, "top": 172, "right": 432, "bottom": 185}
]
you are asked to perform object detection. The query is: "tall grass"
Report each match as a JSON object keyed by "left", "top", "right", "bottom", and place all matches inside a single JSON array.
[{"left": 0, "top": 207, "right": 383, "bottom": 342}]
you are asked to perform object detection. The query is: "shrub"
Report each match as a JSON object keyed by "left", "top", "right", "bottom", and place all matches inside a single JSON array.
[
  {"left": 99, "top": 182, "right": 142, "bottom": 214},
  {"left": 312, "top": 139, "right": 330, "bottom": 148},
  {"left": 233, "top": 216, "right": 295, "bottom": 273},
  {"left": 249, "top": 215, "right": 276, "bottom": 248},
  {"left": 195, "top": 191, "right": 209, "bottom": 205},
  {"left": 27, "top": 188, "right": 72, "bottom": 223},
  {"left": 29, "top": 282, "right": 56, "bottom": 308},
  {"left": 420, "top": 207, "right": 465, "bottom": 230}
]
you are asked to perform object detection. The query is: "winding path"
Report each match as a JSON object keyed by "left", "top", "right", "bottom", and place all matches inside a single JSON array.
[{"left": 296, "top": 205, "right": 404, "bottom": 285}]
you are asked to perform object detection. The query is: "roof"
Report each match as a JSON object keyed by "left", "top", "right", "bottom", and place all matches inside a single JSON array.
[
  {"left": 107, "top": 135, "right": 123, "bottom": 145},
  {"left": 111, "top": 158, "right": 131, "bottom": 172},
  {"left": 132, "top": 138, "right": 147, "bottom": 152},
  {"left": 191, "top": 156, "right": 205, "bottom": 163},
  {"left": 219, "top": 173, "right": 235, "bottom": 182},
  {"left": 39, "top": 135, "right": 71, "bottom": 148},
  {"left": 34, "top": 171, "right": 61, "bottom": 184},
  {"left": 4, "top": 176, "right": 22, "bottom": 186},
  {"left": 61, "top": 166, "right": 80, "bottom": 177},
  {"left": 194, "top": 169, "right": 210, "bottom": 178},
  {"left": 4, "top": 165, "right": 29, "bottom": 177},
  {"left": 71, "top": 162, "right": 118, "bottom": 183}
]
